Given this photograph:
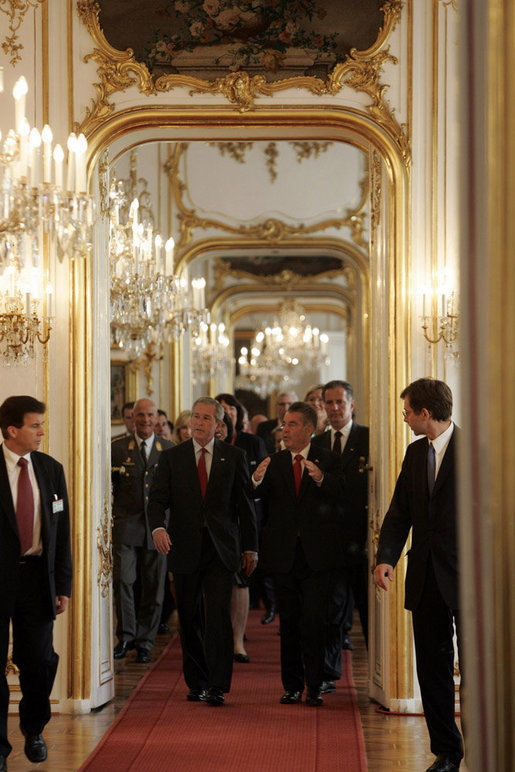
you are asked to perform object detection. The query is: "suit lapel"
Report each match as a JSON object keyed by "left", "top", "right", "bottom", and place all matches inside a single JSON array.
[
  {"left": 0, "top": 446, "right": 18, "bottom": 536},
  {"left": 341, "top": 422, "right": 359, "bottom": 468},
  {"left": 432, "top": 430, "right": 455, "bottom": 497},
  {"left": 30, "top": 452, "right": 50, "bottom": 547}
]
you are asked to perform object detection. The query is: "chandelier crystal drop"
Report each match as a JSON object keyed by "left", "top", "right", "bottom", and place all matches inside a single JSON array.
[{"left": 0, "top": 72, "right": 94, "bottom": 365}]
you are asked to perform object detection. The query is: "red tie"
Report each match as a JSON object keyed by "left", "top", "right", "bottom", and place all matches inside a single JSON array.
[
  {"left": 198, "top": 447, "right": 208, "bottom": 499},
  {"left": 16, "top": 457, "right": 34, "bottom": 555},
  {"left": 293, "top": 454, "right": 303, "bottom": 496}
]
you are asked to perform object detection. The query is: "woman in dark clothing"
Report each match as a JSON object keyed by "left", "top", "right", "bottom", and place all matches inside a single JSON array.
[{"left": 215, "top": 393, "right": 270, "bottom": 660}]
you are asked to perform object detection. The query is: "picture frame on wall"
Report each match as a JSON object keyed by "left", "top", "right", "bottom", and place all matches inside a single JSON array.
[{"left": 110, "top": 361, "right": 127, "bottom": 423}]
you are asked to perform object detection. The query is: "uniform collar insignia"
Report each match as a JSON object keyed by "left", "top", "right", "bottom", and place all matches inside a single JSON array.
[{"left": 128, "top": 439, "right": 135, "bottom": 451}]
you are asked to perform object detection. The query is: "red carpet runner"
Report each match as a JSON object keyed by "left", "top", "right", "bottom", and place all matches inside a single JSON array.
[{"left": 80, "top": 610, "right": 367, "bottom": 771}]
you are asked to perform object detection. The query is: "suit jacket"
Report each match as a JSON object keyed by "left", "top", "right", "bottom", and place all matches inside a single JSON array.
[
  {"left": 256, "top": 418, "right": 280, "bottom": 454},
  {"left": 376, "top": 428, "right": 459, "bottom": 610},
  {"left": 255, "top": 444, "right": 344, "bottom": 573},
  {"left": 147, "top": 438, "right": 258, "bottom": 574},
  {"left": 0, "top": 445, "right": 73, "bottom": 619},
  {"left": 233, "top": 431, "right": 268, "bottom": 529},
  {"left": 111, "top": 433, "right": 174, "bottom": 549},
  {"left": 312, "top": 422, "right": 369, "bottom": 563}
]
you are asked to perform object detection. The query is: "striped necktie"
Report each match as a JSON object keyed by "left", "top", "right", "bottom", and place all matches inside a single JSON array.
[{"left": 16, "top": 457, "right": 34, "bottom": 555}]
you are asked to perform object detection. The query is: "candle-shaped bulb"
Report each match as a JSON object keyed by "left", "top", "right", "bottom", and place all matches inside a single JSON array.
[
  {"left": 75, "top": 132, "right": 88, "bottom": 192},
  {"left": 53, "top": 143, "right": 64, "bottom": 188},
  {"left": 13, "top": 76, "right": 28, "bottom": 131},
  {"left": 66, "top": 133, "right": 77, "bottom": 192}
]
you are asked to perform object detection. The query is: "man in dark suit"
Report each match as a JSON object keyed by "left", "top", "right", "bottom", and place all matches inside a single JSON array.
[
  {"left": 148, "top": 397, "right": 258, "bottom": 706},
  {"left": 257, "top": 390, "right": 298, "bottom": 453},
  {"left": 253, "top": 401, "right": 344, "bottom": 706},
  {"left": 374, "top": 378, "right": 463, "bottom": 772},
  {"left": 0, "top": 396, "right": 72, "bottom": 769},
  {"left": 312, "top": 379, "right": 369, "bottom": 689},
  {"left": 111, "top": 398, "right": 173, "bottom": 663}
]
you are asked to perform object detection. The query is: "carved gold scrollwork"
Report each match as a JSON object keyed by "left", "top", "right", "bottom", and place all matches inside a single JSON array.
[
  {"left": 214, "top": 261, "right": 347, "bottom": 291},
  {"left": 98, "top": 151, "right": 110, "bottom": 217},
  {"left": 0, "top": 0, "right": 46, "bottom": 66},
  {"left": 77, "top": 0, "right": 410, "bottom": 166},
  {"left": 5, "top": 655, "right": 19, "bottom": 676},
  {"left": 370, "top": 150, "right": 383, "bottom": 237},
  {"left": 97, "top": 498, "right": 112, "bottom": 598},
  {"left": 167, "top": 143, "right": 370, "bottom": 253}
]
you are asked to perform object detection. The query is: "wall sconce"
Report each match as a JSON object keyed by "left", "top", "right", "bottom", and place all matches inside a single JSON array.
[{"left": 421, "top": 290, "right": 459, "bottom": 355}]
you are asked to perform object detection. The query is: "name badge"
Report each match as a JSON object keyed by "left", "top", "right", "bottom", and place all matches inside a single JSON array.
[{"left": 52, "top": 498, "right": 64, "bottom": 513}]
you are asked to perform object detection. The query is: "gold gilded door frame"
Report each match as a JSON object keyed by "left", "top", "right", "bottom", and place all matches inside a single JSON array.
[{"left": 75, "top": 105, "right": 410, "bottom": 706}]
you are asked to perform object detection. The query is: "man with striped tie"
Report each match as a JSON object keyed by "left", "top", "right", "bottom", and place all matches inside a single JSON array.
[{"left": 374, "top": 378, "right": 463, "bottom": 772}]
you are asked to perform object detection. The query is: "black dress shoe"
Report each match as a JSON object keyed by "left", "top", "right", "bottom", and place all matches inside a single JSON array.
[
  {"left": 23, "top": 732, "right": 47, "bottom": 763},
  {"left": 135, "top": 647, "right": 152, "bottom": 663},
  {"left": 305, "top": 688, "right": 324, "bottom": 706},
  {"left": 280, "top": 690, "right": 302, "bottom": 704},
  {"left": 320, "top": 680, "right": 336, "bottom": 694},
  {"left": 0, "top": 754, "right": 7, "bottom": 771},
  {"left": 206, "top": 688, "right": 225, "bottom": 706},
  {"left": 261, "top": 610, "right": 275, "bottom": 624},
  {"left": 342, "top": 634, "right": 354, "bottom": 651},
  {"left": 113, "top": 640, "right": 134, "bottom": 659},
  {"left": 426, "top": 753, "right": 461, "bottom": 771},
  {"left": 234, "top": 652, "right": 250, "bottom": 663},
  {"left": 187, "top": 688, "right": 207, "bottom": 702}
]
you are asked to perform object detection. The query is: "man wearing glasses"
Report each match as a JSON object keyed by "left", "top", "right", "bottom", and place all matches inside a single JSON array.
[{"left": 374, "top": 378, "right": 463, "bottom": 772}]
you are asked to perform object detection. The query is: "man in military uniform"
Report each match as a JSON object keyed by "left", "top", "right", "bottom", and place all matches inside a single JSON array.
[{"left": 111, "top": 398, "right": 173, "bottom": 662}]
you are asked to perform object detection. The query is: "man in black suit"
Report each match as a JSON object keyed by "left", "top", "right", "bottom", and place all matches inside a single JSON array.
[
  {"left": 149, "top": 397, "right": 258, "bottom": 706},
  {"left": 374, "top": 378, "right": 463, "bottom": 772},
  {"left": 111, "top": 398, "right": 173, "bottom": 663},
  {"left": 257, "top": 390, "right": 298, "bottom": 453},
  {"left": 312, "top": 379, "right": 369, "bottom": 688},
  {"left": 253, "top": 401, "right": 344, "bottom": 706},
  {"left": 0, "top": 396, "right": 72, "bottom": 769}
]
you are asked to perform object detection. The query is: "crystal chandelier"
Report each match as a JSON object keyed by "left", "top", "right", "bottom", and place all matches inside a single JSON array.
[
  {"left": 109, "top": 155, "right": 209, "bottom": 360},
  {"left": 0, "top": 71, "right": 94, "bottom": 365},
  {"left": 191, "top": 321, "right": 234, "bottom": 382},
  {"left": 236, "top": 302, "right": 330, "bottom": 397}
]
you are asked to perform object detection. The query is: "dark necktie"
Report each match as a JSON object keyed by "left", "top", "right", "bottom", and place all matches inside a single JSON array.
[
  {"left": 198, "top": 447, "right": 208, "bottom": 499},
  {"left": 293, "top": 454, "right": 303, "bottom": 496},
  {"left": 427, "top": 442, "right": 436, "bottom": 497},
  {"left": 16, "top": 457, "right": 34, "bottom": 555},
  {"left": 333, "top": 431, "right": 343, "bottom": 455},
  {"left": 140, "top": 440, "right": 147, "bottom": 466}
]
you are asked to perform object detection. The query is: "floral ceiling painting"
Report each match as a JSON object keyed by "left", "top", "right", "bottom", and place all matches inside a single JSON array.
[{"left": 98, "top": 0, "right": 384, "bottom": 81}]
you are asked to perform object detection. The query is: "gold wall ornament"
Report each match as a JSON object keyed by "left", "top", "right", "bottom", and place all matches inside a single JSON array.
[
  {"left": 0, "top": 0, "right": 46, "bottom": 66},
  {"left": 214, "top": 260, "right": 348, "bottom": 293},
  {"left": 98, "top": 150, "right": 110, "bottom": 217},
  {"left": 208, "top": 142, "right": 253, "bottom": 165},
  {"left": 264, "top": 142, "right": 279, "bottom": 183},
  {"left": 77, "top": 0, "right": 408, "bottom": 160},
  {"left": 370, "top": 150, "right": 383, "bottom": 236},
  {"left": 209, "top": 141, "right": 333, "bottom": 185},
  {"left": 97, "top": 499, "right": 112, "bottom": 598}
]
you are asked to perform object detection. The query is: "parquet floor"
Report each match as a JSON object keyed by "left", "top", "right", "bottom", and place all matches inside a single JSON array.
[{"left": 4, "top": 611, "right": 466, "bottom": 771}]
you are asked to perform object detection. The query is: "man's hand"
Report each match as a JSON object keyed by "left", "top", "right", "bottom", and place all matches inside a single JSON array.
[
  {"left": 56, "top": 596, "right": 69, "bottom": 615},
  {"left": 153, "top": 528, "right": 172, "bottom": 554},
  {"left": 374, "top": 563, "right": 394, "bottom": 590},
  {"left": 253, "top": 457, "right": 271, "bottom": 483},
  {"left": 241, "top": 551, "right": 258, "bottom": 576},
  {"left": 303, "top": 459, "right": 323, "bottom": 483}
]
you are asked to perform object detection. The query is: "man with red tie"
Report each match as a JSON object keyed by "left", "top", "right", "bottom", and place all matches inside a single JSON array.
[
  {"left": 374, "top": 378, "right": 463, "bottom": 772},
  {"left": 252, "top": 402, "right": 344, "bottom": 706},
  {"left": 149, "top": 397, "right": 258, "bottom": 706},
  {"left": 0, "top": 396, "right": 72, "bottom": 770}
]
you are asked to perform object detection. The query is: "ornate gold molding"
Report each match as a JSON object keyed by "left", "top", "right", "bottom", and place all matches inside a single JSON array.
[
  {"left": 213, "top": 260, "right": 355, "bottom": 294},
  {"left": 97, "top": 498, "right": 112, "bottom": 598},
  {"left": 165, "top": 143, "right": 370, "bottom": 253},
  {"left": 0, "top": 0, "right": 46, "bottom": 66},
  {"left": 77, "top": 0, "right": 409, "bottom": 164},
  {"left": 370, "top": 150, "right": 383, "bottom": 236},
  {"left": 98, "top": 150, "right": 110, "bottom": 217}
]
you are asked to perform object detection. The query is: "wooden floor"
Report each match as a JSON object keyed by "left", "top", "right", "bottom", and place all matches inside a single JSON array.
[{"left": 5, "top": 611, "right": 465, "bottom": 771}]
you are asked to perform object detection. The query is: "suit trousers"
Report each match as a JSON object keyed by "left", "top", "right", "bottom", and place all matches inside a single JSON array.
[
  {"left": 273, "top": 540, "right": 336, "bottom": 693},
  {"left": 113, "top": 543, "right": 166, "bottom": 650},
  {"left": 0, "top": 557, "right": 58, "bottom": 758},
  {"left": 174, "top": 529, "right": 235, "bottom": 692},
  {"left": 411, "top": 559, "right": 463, "bottom": 762}
]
